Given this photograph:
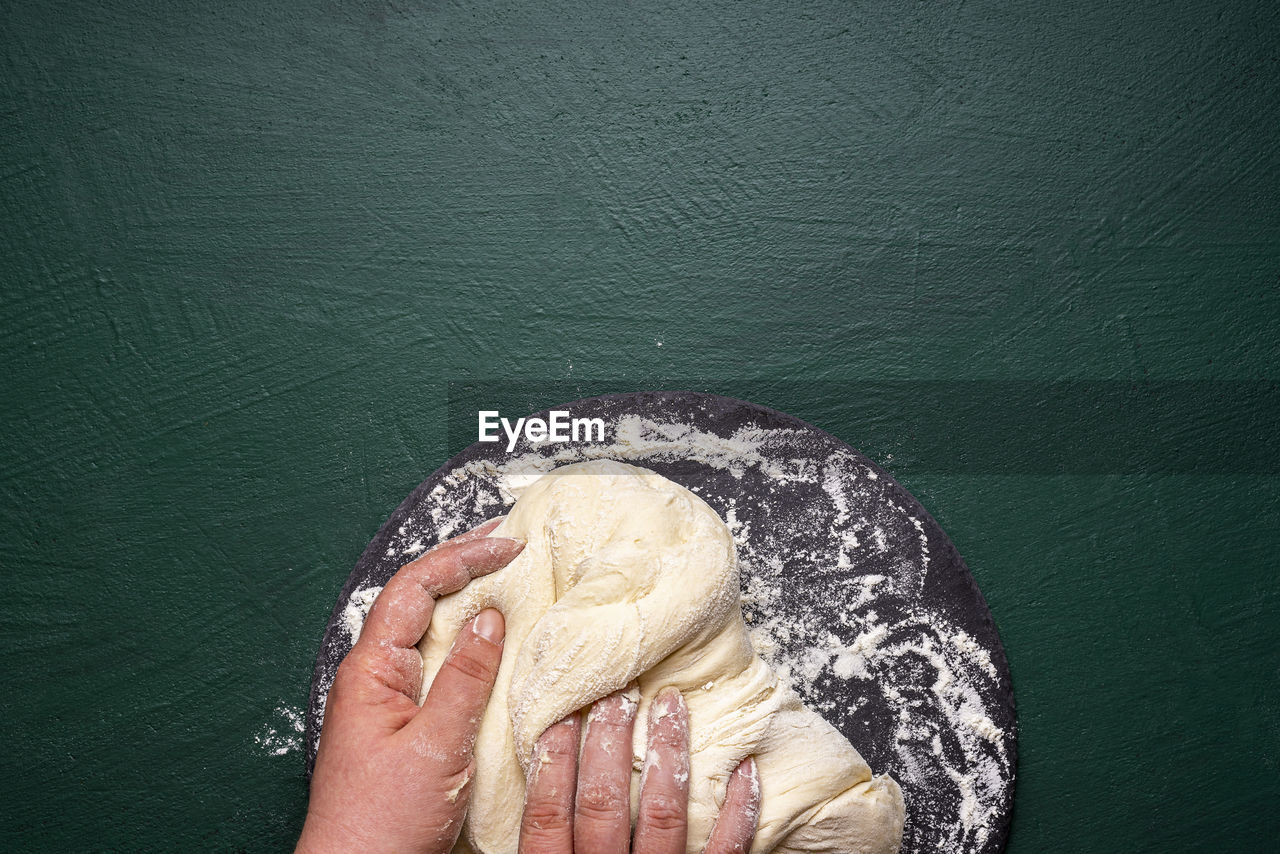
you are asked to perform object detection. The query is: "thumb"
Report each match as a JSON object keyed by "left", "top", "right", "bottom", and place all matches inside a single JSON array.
[{"left": 402, "top": 608, "right": 506, "bottom": 784}]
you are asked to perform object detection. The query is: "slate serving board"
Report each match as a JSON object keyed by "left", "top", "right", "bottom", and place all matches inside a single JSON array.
[{"left": 307, "top": 391, "right": 1016, "bottom": 854}]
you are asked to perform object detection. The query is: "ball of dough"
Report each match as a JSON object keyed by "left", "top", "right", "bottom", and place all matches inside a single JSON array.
[{"left": 418, "top": 459, "right": 904, "bottom": 854}]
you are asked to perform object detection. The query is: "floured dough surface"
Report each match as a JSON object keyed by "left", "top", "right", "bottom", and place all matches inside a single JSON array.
[{"left": 418, "top": 459, "right": 905, "bottom": 854}]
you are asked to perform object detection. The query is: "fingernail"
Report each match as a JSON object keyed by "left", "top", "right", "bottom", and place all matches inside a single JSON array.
[
  {"left": 484, "top": 538, "right": 526, "bottom": 562},
  {"left": 473, "top": 608, "right": 505, "bottom": 643},
  {"left": 467, "top": 516, "right": 506, "bottom": 536},
  {"left": 489, "top": 536, "right": 526, "bottom": 551},
  {"left": 654, "top": 686, "right": 685, "bottom": 716},
  {"left": 464, "top": 537, "right": 525, "bottom": 562},
  {"left": 614, "top": 688, "right": 639, "bottom": 720}
]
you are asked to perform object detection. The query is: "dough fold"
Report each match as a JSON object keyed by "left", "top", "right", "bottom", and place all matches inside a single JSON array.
[{"left": 418, "top": 459, "right": 905, "bottom": 854}]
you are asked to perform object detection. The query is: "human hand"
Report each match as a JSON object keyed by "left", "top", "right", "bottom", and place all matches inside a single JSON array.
[
  {"left": 296, "top": 517, "right": 524, "bottom": 854},
  {"left": 518, "top": 686, "right": 762, "bottom": 854}
]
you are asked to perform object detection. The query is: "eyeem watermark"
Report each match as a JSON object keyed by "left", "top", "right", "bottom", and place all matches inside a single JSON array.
[{"left": 478, "top": 410, "right": 607, "bottom": 452}]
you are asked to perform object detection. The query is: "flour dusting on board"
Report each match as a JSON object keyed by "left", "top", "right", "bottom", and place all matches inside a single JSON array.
[
  {"left": 341, "top": 585, "right": 383, "bottom": 644},
  {"left": 318, "top": 414, "right": 1014, "bottom": 853}
]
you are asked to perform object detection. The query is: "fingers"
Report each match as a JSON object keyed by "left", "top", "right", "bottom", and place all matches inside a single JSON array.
[
  {"left": 633, "top": 687, "right": 690, "bottom": 854},
  {"left": 574, "top": 690, "right": 640, "bottom": 854},
  {"left": 358, "top": 531, "right": 524, "bottom": 652},
  {"left": 519, "top": 714, "right": 581, "bottom": 854},
  {"left": 702, "top": 757, "right": 761, "bottom": 854},
  {"left": 446, "top": 515, "right": 507, "bottom": 545},
  {"left": 404, "top": 608, "right": 506, "bottom": 775}
]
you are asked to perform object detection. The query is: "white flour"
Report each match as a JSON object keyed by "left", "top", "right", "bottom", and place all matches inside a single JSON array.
[
  {"left": 255, "top": 703, "right": 305, "bottom": 757},
  {"left": 341, "top": 585, "right": 383, "bottom": 644},
  {"left": 317, "top": 414, "right": 1013, "bottom": 853}
]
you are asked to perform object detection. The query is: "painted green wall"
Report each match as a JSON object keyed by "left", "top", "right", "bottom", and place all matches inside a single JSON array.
[{"left": 2, "top": 1, "right": 1277, "bottom": 850}]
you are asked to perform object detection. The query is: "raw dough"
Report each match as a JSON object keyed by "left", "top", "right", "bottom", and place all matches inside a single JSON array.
[{"left": 418, "top": 459, "right": 905, "bottom": 854}]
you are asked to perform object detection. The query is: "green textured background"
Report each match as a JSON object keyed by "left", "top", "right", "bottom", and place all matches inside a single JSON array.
[{"left": 3, "top": 0, "right": 1278, "bottom": 851}]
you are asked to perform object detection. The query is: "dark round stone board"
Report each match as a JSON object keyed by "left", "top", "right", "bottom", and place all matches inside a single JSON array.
[{"left": 306, "top": 391, "right": 1016, "bottom": 854}]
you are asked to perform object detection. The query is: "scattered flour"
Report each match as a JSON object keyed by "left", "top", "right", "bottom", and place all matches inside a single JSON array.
[
  {"left": 255, "top": 703, "right": 305, "bottom": 757},
  {"left": 341, "top": 585, "right": 383, "bottom": 645}
]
